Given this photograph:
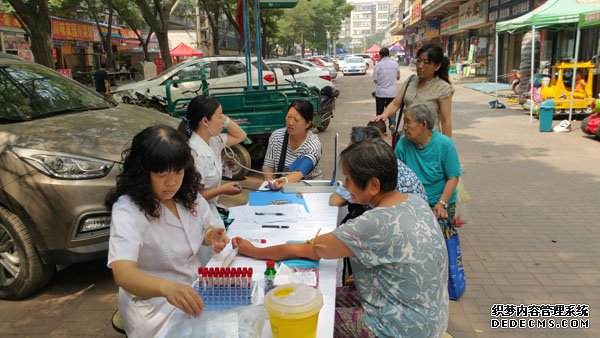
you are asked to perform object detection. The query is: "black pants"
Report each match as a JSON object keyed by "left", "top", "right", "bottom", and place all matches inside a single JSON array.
[{"left": 375, "top": 96, "right": 397, "bottom": 127}]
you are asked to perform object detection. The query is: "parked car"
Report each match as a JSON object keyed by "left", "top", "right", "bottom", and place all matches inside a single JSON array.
[
  {"left": 355, "top": 54, "right": 374, "bottom": 70},
  {"left": 114, "top": 56, "right": 280, "bottom": 104},
  {"left": 265, "top": 60, "right": 334, "bottom": 89},
  {"left": 0, "top": 53, "right": 179, "bottom": 300},
  {"left": 277, "top": 57, "right": 337, "bottom": 80},
  {"left": 308, "top": 56, "right": 339, "bottom": 76},
  {"left": 341, "top": 56, "right": 367, "bottom": 75},
  {"left": 317, "top": 55, "right": 339, "bottom": 71}
]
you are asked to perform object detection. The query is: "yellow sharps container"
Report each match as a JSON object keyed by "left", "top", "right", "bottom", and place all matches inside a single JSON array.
[{"left": 264, "top": 283, "right": 324, "bottom": 338}]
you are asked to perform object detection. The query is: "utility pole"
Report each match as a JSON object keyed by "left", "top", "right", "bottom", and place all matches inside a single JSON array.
[{"left": 324, "top": 25, "right": 332, "bottom": 56}]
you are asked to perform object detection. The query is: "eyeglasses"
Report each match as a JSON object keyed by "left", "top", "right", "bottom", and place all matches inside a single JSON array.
[{"left": 416, "top": 58, "right": 432, "bottom": 65}]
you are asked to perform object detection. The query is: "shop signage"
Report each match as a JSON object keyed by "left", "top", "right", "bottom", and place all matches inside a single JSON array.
[
  {"left": 0, "top": 13, "right": 23, "bottom": 30},
  {"left": 488, "top": 0, "right": 532, "bottom": 22},
  {"left": 120, "top": 28, "right": 141, "bottom": 40},
  {"left": 52, "top": 18, "right": 94, "bottom": 41},
  {"left": 459, "top": 0, "right": 487, "bottom": 30},
  {"left": 425, "top": 20, "right": 440, "bottom": 39},
  {"left": 440, "top": 13, "right": 459, "bottom": 35},
  {"left": 410, "top": 0, "right": 422, "bottom": 25}
]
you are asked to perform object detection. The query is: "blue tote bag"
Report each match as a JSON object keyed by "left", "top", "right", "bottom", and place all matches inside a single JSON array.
[{"left": 440, "top": 217, "right": 466, "bottom": 300}]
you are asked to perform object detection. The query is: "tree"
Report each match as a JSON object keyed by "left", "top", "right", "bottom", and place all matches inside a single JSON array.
[
  {"left": 82, "top": 0, "right": 115, "bottom": 70},
  {"left": 5, "top": 0, "right": 54, "bottom": 68},
  {"left": 113, "top": 0, "right": 153, "bottom": 61},
  {"left": 273, "top": 0, "right": 351, "bottom": 57},
  {"left": 135, "top": 0, "right": 178, "bottom": 70}
]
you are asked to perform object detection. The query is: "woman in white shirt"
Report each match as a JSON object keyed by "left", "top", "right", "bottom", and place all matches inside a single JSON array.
[
  {"left": 106, "top": 125, "right": 229, "bottom": 338},
  {"left": 178, "top": 95, "right": 247, "bottom": 228}
]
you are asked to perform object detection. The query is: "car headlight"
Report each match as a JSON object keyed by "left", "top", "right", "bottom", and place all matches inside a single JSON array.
[{"left": 12, "top": 147, "right": 114, "bottom": 179}]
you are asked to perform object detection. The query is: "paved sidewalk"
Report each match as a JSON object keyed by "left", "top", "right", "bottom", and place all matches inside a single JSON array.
[{"left": 447, "top": 77, "right": 600, "bottom": 338}]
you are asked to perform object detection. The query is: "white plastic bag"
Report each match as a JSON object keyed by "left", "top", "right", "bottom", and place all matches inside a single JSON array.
[{"left": 164, "top": 305, "right": 267, "bottom": 338}]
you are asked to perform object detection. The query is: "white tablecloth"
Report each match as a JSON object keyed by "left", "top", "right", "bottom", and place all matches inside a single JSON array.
[{"left": 161, "top": 193, "right": 340, "bottom": 338}]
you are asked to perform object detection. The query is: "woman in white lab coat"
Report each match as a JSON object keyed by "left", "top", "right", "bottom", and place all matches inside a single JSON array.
[
  {"left": 178, "top": 95, "right": 247, "bottom": 228},
  {"left": 106, "top": 125, "right": 230, "bottom": 338}
]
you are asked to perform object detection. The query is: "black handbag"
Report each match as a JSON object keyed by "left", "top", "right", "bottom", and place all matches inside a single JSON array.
[{"left": 391, "top": 75, "right": 415, "bottom": 148}]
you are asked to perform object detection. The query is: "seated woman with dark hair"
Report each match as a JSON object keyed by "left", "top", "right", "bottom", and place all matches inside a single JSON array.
[
  {"left": 234, "top": 140, "right": 449, "bottom": 338},
  {"left": 106, "top": 125, "right": 229, "bottom": 337},
  {"left": 262, "top": 100, "right": 322, "bottom": 190}
]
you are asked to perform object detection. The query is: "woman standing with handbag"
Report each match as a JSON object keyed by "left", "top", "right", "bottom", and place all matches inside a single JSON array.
[{"left": 373, "top": 43, "right": 454, "bottom": 138}]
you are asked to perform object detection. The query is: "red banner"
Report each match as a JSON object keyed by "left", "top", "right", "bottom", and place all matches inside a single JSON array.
[
  {"left": 0, "top": 13, "right": 23, "bottom": 30},
  {"left": 56, "top": 69, "right": 72, "bottom": 78},
  {"left": 52, "top": 18, "right": 94, "bottom": 41}
]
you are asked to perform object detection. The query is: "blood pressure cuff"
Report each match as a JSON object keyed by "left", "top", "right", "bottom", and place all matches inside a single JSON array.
[{"left": 288, "top": 156, "right": 314, "bottom": 177}]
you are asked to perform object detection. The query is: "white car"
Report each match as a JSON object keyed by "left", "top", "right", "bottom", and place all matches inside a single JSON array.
[
  {"left": 265, "top": 60, "right": 334, "bottom": 90},
  {"left": 341, "top": 57, "right": 367, "bottom": 75},
  {"left": 114, "top": 56, "right": 280, "bottom": 103},
  {"left": 356, "top": 54, "right": 374, "bottom": 70}
]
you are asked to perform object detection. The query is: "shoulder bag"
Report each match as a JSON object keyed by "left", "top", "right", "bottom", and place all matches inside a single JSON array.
[{"left": 391, "top": 75, "right": 415, "bottom": 148}]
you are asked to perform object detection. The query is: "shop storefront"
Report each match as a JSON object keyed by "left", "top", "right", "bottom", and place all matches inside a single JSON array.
[
  {"left": 0, "top": 13, "right": 33, "bottom": 61},
  {"left": 456, "top": 0, "right": 491, "bottom": 76},
  {"left": 51, "top": 17, "right": 95, "bottom": 78}
]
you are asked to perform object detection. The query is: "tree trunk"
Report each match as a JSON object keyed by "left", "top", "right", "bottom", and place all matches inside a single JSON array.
[
  {"left": 7, "top": 0, "right": 54, "bottom": 69},
  {"left": 155, "top": 30, "right": 172, "bottom": 69},
  {"left": 26, "top": 18, "right": 54, "bottom": 69}
]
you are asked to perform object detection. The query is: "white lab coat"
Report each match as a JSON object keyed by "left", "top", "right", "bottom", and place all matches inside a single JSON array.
[
  {"left": 107, "top": 194, "right": 212, "bottom": 338},
  {"left": 189, "top": 132, "right": 227, "bottom": 228}
]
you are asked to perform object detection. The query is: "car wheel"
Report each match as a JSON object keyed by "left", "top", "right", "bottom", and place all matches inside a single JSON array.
[
  {"left": 223, "top": 144, "right": 251, "bottom": 181},
  {"left": 0, "top": 206, "right": 54, "bottom": 300}
]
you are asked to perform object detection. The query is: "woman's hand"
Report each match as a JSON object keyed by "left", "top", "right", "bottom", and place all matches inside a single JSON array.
[
  {"left": 211, "top": 228, "right": 230, "bottom": 253},
  {"left": 231, "top": 237, "right": 256, "bottom": 257},
  {"left": 161, "top": 280, "right": 204, "bottom": 317},
  {"left": 266, "top": 177, "right": 286, "bottom": 191},
  {"left": 220, "top": 182, "right": 243, "bottom": 195},
  {"left": 433, "top": 202, "right": 448, "bottom": 219},
  {"left": 371, "top": 114, "right": 387, "bottom": 123}
]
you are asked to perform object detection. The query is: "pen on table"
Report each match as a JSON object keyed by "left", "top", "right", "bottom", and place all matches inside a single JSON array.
[
  {"left": 261, "top": 225, "right": 290, "bottom": 229},
  {"left": 255, "top": 212, "right": 284, "bottom": 216}
]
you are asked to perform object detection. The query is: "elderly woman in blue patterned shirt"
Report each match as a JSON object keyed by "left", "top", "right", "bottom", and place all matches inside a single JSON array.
[{"left": 233, "top": 140, "right": 449, "bottom": 338}]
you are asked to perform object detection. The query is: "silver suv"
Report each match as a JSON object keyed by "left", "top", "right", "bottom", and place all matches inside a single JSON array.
[{"left": 0, "top": 54, "right": 178, "bottom": 299}]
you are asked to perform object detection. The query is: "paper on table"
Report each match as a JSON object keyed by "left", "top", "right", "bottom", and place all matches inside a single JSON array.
[{"left": 227, "top": 204, "right": 308, "bottom": 223}]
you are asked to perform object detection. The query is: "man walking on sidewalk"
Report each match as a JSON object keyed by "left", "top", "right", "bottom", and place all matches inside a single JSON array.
[{"left": 373, "top": 47, "right": 400, "bottom": 132}]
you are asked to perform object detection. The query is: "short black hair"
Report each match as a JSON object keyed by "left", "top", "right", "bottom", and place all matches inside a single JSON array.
[
  {"left": 288, "top": 100, "right": 314, "bottom": 128},
  {"left": 366, "top": 120, "right": 386, "bottom": 135},
  {"left": 340, "top": 140, "right": 397, "bottom": 192},
  {"left": 379, "top": 47, "right": 390, "bottom": 57},
  {"left": 105, "top": 125, "right": 202, "bottom": 218},
  {"left": 350, "top": 126, "right": 382, "bottom": 144},
  {"left": 178, "top": 95, "right": 221, "bottom": 138}
]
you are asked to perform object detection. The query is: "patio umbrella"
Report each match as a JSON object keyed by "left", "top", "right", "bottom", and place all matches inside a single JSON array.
[
  {"left": 389, "top": 44, "right": 404, "bottom": 52},
  {"left": 364, "top": 44, "right": 381, "bottom": 54},
  {"left": 170, "top": 42, "right": 204, "bottom": 57}
]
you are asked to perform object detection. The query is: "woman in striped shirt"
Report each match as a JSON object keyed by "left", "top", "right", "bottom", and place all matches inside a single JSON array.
[{"left": 262, "top": 100, "right": 322, "bottom": 190}]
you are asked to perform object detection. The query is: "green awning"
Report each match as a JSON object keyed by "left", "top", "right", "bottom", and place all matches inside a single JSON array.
[{"left": 496, "top": 0, "right": 600, "bottom": 33}]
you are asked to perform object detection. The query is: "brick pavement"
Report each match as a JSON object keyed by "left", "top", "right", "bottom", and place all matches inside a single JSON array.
[{"left": 0, "top": 66, "right": 599, "bottom": 337}]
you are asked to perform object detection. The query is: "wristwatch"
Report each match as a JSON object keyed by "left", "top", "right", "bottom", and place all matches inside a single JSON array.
[{"left": 438, "top": 199, "right": 448, "bottom": 208}]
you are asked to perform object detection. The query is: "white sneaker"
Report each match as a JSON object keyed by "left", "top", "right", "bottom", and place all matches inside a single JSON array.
[{"left": 553, "top": 120, "right": 571, "bottom": 133}]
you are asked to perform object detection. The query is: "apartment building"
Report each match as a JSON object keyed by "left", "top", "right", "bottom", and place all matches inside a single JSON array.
[{"left": 339, "top": 0, "right": 391, "bottom": 48}]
